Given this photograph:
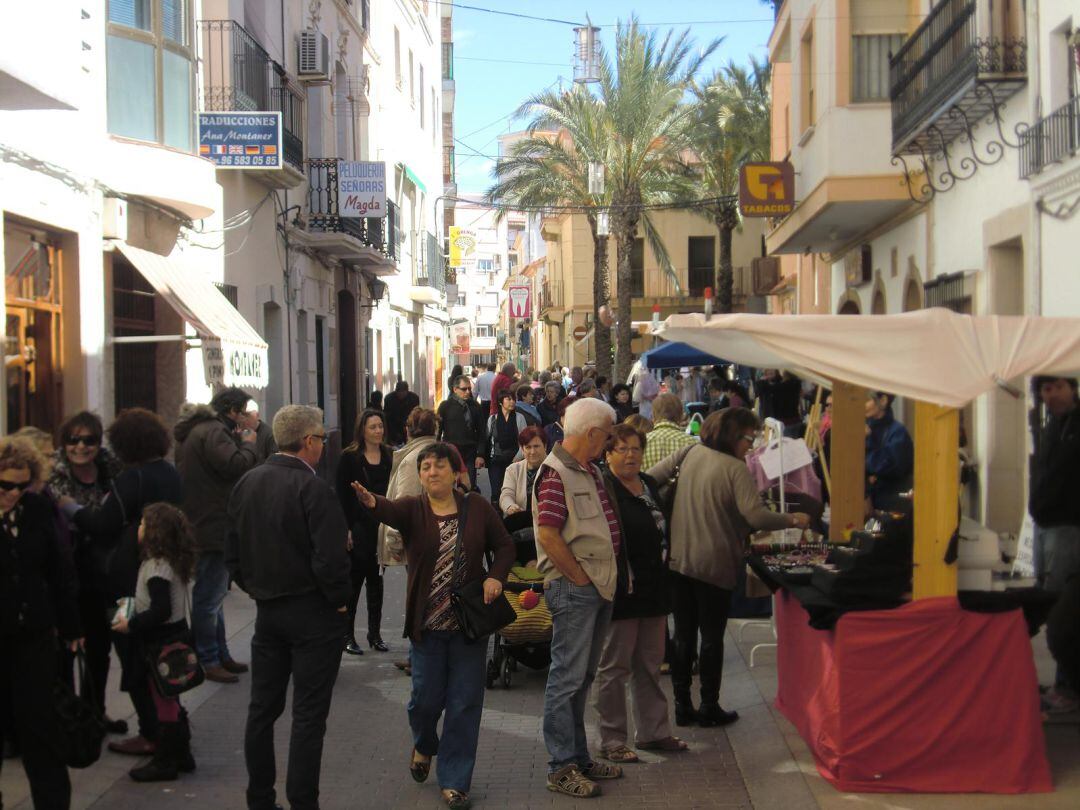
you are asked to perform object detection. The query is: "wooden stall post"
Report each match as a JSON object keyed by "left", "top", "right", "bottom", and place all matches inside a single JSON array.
[
  {"left": 828, "top": 380, "right": 867, "bottom": 542},
  {"left": 913, "top": 401, "right": 959, "bottom": 599}
]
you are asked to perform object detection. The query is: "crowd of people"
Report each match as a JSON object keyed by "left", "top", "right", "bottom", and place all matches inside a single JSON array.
[{"left": 4, "top": 359, "right": 1077, "bottom": 810}]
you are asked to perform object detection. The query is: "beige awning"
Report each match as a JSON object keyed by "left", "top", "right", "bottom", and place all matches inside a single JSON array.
[
  {"left": 656, "top": 309, "right": 1080, "bottom": 408},
  {"left": 115, "top": 242, "right": 268, "bottom": 389}
]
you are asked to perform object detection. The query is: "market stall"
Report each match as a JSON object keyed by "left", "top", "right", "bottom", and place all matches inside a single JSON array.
[{"left": 654, "top": 308, "right": 1080, "bottom": 794}]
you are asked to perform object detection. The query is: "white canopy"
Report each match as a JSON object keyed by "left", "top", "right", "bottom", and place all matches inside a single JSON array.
[{"left": 655, "top": 309, "right": 1080, "bottom": 408}]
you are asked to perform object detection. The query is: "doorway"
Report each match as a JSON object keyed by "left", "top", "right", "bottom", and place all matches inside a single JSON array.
[{"left": 337, "top": 290, "right": 357, "bottom": 437}]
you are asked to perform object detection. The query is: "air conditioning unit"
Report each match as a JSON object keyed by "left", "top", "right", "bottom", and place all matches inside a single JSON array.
[
  {"left": 751, "top": 256, "right": 780, "bottom": 295},
  {"left": 102, "top": 197, "right": 128, "bottom": 241},
  {"left": 298, "top": 29, "right": 330, "bottom": 81}
]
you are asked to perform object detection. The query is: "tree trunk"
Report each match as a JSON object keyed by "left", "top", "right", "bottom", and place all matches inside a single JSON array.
[
  {"left": 590, "top": 222, "right": 613, "bottom": 382},
  {"left": 614, "top": 220, "right": 637, "bottom": 383},
  {"left": 716, "top": 206, "right": 736, "bottom": 314}
]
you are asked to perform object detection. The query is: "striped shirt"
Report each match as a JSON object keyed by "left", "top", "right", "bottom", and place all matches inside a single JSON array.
[
  {"left": 642, "top": 422, "right": 698, "bottom": 470},
  {"left": 424, "top": 515, "right": 464, "bottom": 631},
  {"left": 536, "top": 466, "right": 621, "bottom": 556}
]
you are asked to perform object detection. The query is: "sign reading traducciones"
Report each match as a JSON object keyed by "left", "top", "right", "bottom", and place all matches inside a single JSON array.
[{"left": 198, "top": 112, "right": 282, "bottom": 169}]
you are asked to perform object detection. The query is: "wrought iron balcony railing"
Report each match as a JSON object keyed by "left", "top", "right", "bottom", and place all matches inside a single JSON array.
[
  {"left": 540, "top": 279, "right": 564, "bottom": 312},
  {"left": 306, "top": 158, "right": 397, "bottom": 261},
  {"left": 199, "top": 20, "right": 305, "bottom": 171},
  {"left": 442, "top": 42, "right": 454, "bottom": 81},
  {"left": 417, "top": 231, "right": 447, "bottom": 292},
  {"left": 889, "top": 0, "right": 1026, "bottom": 155},
  {"left": 1020, "top": 95, "right": 1080, "bottom": 179}
]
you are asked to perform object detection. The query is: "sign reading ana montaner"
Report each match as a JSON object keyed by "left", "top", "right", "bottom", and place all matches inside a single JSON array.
[
  {"left": 198, "top": 112, "right": 282, "bottom": 169},
  {"left": 339, "top": 161, "right": 387, "bottom": 218}
]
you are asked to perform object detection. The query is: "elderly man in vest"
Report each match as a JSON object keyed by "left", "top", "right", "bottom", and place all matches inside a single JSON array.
[{"left": 533, "top": 397, "right": 626, "bottom": 798}]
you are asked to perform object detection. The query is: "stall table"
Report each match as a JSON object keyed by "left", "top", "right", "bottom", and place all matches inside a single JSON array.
[{"left": 774, "top": 591, "right": 1052, "bottom": 794}]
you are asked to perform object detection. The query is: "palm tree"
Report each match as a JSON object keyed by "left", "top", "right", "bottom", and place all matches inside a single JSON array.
[
  {"left": 688, "top": 56, "right": 771, "bottom": 313},
  {"left": 598, "top": 18, "right": 720, "bottom": 381},
  {"left": 484, "top": 88, "right": 615, "bottom": 380}
]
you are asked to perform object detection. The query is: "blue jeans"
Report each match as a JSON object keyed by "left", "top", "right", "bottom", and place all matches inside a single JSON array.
[
  {"left": 1034, "top": 524, "right": 1080, "bottom": 692},
  {"left": 542, "top": 578, "right": 613, "bottom": 772},
  {"left": 409, "top": 630, "right": 488, "bottom": 793},
  {"left": 192, "top": 551, "right": 233, "bottom": 667}
]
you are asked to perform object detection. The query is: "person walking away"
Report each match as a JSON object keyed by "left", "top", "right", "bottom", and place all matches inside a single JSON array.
[
  {"left": 437, "top": 375, "right": 486, "bottom": 492},
  {"left": 174, "top": 387, "right": 258, "bottom": 684},
  {"left": 1030, "top": 376, "right": 1080, "bottom": 712},
  {"left": 648, "top": 409, "right": 809, "bottom": 727},
  {"left": 489, "top": 363, "right": 519, "bottom": 415},
  {"left": 350, "top": 443, "right": 514, "bottom": 810},
  {"left": 595, "top": 424, "right": 686, "bottom": 762},
  {"left": 864, "top": 392, "right": 914, "bottom": 511},
  {"left": 112, "top": 503, "right": 198, "bottom": 782},
  {"left": 61, "top": 408, "right": 183, "bottom": 758},
  {"left": 632, "top": 369, "right": 660, "bottom": 421},
  {"left": 379, "top": 408, "right": 440, "bottom": 568},
  {"left": 485, "top": 391, "right": 527, "bottom": 508},
  {"left": 384, "top": 381, "right": 421, "bottom": 446},
  {"left": 0, "top": 437, "right": 82, "bottom": 810},
  {"left": 48, "top": 411, "right": 126, "bottom": 735},
  {"left": 641, "top": 394, "right": 696, "bottom": 470},
  {"left": 474, "top": 364, "right": 496, "bottom": 411},
  {"left": 226, "top": 406, "right": 351, "bottom": 810},
  {"left": 534, "top": 398, "right": 626, "bottom": 798},
  {"left": 335, "top": 409, "right": 393, "bottom": 654}
]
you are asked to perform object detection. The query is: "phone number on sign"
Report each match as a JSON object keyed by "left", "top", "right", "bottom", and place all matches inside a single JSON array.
[{"left": 215, "top": 156, "right": 279, "bottom": 167}]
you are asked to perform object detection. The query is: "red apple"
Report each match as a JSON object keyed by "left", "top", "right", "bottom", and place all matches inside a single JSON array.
[{"left": 520, "top": 589, "right": 540, "bottom": 610}]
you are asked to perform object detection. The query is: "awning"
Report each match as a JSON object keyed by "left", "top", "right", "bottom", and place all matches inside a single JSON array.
[
  {"left": 640, "top": 340, "right": 728, "bottom": 369},
  {"left": 115, "top": 242, "right": 268, "bottom": 389},
  {"left": 655, "top": 309, "right": 1080, "bottom": 408},
  {"left": 398, "top": 162, "right": 427, "bottom": 194}
]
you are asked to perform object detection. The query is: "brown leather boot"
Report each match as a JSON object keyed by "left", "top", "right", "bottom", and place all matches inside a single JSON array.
[{"left": 108, "top": 735, "right": 156, "bottom": 756}]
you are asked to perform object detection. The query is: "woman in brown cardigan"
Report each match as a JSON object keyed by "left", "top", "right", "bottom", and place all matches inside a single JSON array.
[{"left": 352, "top": 442, "right": 514, "bottom": 810}]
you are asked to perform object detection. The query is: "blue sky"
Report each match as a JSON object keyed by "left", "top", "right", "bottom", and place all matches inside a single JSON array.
[{"left": 450, "top": 1, "right": 776, "bottom": 193}]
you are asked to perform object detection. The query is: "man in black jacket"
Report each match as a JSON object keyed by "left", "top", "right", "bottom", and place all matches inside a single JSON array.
[
  {"left": 227, "top": 405, "right": 351, "bottom": 810},
  {"left": 383, "top": 380, "right": 420, "bottom": 445},
  {"left": 437, "top": 374, "right": 486, "bottom": 491},
  {"left": 1030, "top": 376, "right": 1080, "bottom": 712}
]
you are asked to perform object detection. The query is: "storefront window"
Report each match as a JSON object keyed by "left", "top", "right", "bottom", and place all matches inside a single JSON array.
[{"left": 107, "top": 0, "right": 194, "bottom": 150}]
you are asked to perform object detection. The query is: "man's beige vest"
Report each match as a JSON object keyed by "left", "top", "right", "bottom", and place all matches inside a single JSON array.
[{"left": 531, "top": 444, "right": 618, "bottom": 601}]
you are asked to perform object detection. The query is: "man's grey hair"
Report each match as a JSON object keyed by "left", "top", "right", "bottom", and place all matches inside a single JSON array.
[
  {"left": 563, "top": 397, "right": 615, "bottom": 437},
  {"left": 544, "top": 380, "right": 562, "bottom": 395},
  {"left": 273, "top": 405, "right": 324, "bottom": 451}
]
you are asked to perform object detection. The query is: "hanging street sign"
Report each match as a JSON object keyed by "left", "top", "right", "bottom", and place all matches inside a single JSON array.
[
  {"left": 339, "top": 161, "right": 387, "bottom": 217},
  {"left": 198, "top": 112, "right": 282, "bottom": 169},
  {"left": 739, "top": 161, "right": 796, "bottom": 217},
  {"left": 508, "top": 282, "right": 532, "bottom": 319}
]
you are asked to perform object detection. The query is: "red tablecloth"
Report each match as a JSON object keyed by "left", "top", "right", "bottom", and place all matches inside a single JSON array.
[{"left": 774, "top": 592, "right": 1052, "bottom": 793}]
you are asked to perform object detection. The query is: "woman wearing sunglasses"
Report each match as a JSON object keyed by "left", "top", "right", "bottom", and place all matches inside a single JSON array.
[
  {"left": 0, "top": 436, "right": 83, "bottom": 810},
  {"left": 48, "top": 412, "right": 126, "bottom": 736}
]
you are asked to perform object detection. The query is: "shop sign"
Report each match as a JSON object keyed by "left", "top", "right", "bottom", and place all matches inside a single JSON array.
[
  {"left": 738, "top": 161, "right": 795, "bottom": 217},
  {"left": 339, "top": 161, "right": 387, "bottom": 217},
  {"left": 202, "top": 338, "right": 269, "bottom": 389},
  {"left": 450, "top": 322, "right": 471, "bottom": 355},
  {"left": 198, "top": 112, "right": 281, "bottom": 169},
  {"left": 508, "top": 283, "right": 532, "bottom": 319},
  {"left": 449, "top": 226, "right": 478, "bottom": 269}
]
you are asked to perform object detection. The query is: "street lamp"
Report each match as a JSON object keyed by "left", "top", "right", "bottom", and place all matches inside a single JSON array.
[{"left": 573, "top": 16, "right": 601, "bottom": 83}]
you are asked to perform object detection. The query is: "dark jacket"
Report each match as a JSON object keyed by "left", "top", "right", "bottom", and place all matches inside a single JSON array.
[
  {"left": 1030, "top": 408, "right": 1080, "bottom": 527},
  {"left": 613, "top": 401, "right": 637, "bottom": 424},
  {"left": 604, "top": 472, "right": 669, "bottom": 620},
  {"left": 384, "top": 390, "right": 421, "bottom": 445},
  {"left": 865, "top": 410, "right": 914, "bottom": 508},
  {"left": 253, "top": 420, "right": 278, "bottom": 463},
  {"left": 538, "top": 398, "right": 561, "bottom": 427},
  {"left": 174, "top": 405, "right": 258, "bottom": 553},
  {"left": 1, "top": 492, "right": 81, "bottom": 639},
  {"left": 370, "top": 490, "right": 514, "bottom": 642},
  {"left": 72, "top": 459, "right": 183, "bottom": 600},
  {"left": 226, "top": 454, "right": 351, "bottom": 608},
  {"left": 437, "top": 395, "right": 486, "bottom": 449},
  {"left": 47, "top": 445, "right": 123, "bottom": 582},
  {"left": 335, "top": 445, "right": 393, "bottom": 550}
]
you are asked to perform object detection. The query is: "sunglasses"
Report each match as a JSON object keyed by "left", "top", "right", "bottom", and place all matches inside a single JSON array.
[
  {"left": 66, "top": 435, "right": 101, "bottom": 447},
  {"left": 0, "top": 480, "right": 30, "bottom": 492}
]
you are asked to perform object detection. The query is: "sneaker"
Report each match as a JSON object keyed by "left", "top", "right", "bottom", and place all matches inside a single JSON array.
[{"left": 1041, "top": 688, "right": 1079, "bottom": 714}]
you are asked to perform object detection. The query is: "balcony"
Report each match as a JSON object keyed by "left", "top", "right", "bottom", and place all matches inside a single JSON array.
[
  {"left": 411, "top": 232, "right": 447, "bottom": 304},
  {"left": 199, "top": 20, "right": 305, "bottom": 186},
  {"left": 539, "top": 279, "right": 565, "bottom": 320},
  {"left": 889, "top": 0, "right": 1027, "bottom": 156},
  {"left": 1020, "top": 96, "right": 1080, "bottom": 180},
  {"left": 298, "top": 158, "right": 398, "bottom": 274},
  {"left": 442, "top": 42, "right": 455, "bottom": 113}
]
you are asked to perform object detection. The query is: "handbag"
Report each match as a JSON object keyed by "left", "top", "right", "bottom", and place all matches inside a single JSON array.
[
  {"left": 658, "top": 444, "right": 695, "bottom": 516},
  {"left": 449, "top": 494, "right": 517, "bottom": 642},
  {"left": 144, "top": 585, "right": 204, "bottom": 697},
  {"left": 53, "top": 649, "right": 107, "bottom": 769}
]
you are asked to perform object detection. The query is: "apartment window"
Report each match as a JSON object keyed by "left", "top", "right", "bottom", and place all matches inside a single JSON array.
[
  {"left": 432, "top": 88, "right": 437, "bottom": 143},
  {"left": 409, "top": 50, "right": 415, "bottom": 106},
  {"left": 800, "top": 26, "right": 815, "bottom": 131},
  {"left": 456, "top": 292, "right": 467, "bottom": 306},
  {"left": 419, "top": 65, "right": 425, "bottom": 127},
  {"left": 852, "top": 34, "right": 905, "bottom": 103},
  {"left": 475, "top": 325, "right": 496, "bottom": 337},
  {"left": 687, "top": 237, "right": 715, "bottom": 297},
  {"left": 360, "top": 0, "right": 370, "bottom": 31},
  {"left": 477, "top": 258, "right": 494, "bottom": 271},
  {"left": 630, "top": 238, "right": 645, "bottom": 297},
  {"left": 107, "top": 0, "right": 194, "bottom": 150},
  {"left": 394, "top": 28, "right": 401, "bottom": 88}
]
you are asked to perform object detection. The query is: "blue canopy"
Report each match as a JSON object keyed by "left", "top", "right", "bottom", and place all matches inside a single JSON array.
[{"left": 639, "top": 340, "right": 728, "bottom": 369}]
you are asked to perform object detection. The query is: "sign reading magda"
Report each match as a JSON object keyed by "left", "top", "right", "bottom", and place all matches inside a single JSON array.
[{"left": 739, "top": 162, "right": 795, "bottom": 217}]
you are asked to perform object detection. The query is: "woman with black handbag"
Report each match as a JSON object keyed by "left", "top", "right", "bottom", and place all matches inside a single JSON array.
[
  {"left": 112, "top": 502, "right": 198, "bottom": 782},
  {"left": 484, "top": 391, "right": 527, "bottom": 509},
  {"left": 0, "top": 436, "right": 83, "bottom": 810},
  {"left": 351, "top": 443, "right": 515, "bottom": 810}
]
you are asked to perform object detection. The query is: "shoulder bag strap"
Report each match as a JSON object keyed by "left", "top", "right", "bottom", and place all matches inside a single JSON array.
[{"left": 664, "top": 444, "right": 696, "bottom": 515}]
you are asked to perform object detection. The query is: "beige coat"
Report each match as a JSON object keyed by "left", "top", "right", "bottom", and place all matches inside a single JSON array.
[
  {"left": 377, "top": 435, "right": 437, "bottom": 566},
  {"left": 499, "top": 458, "right": 532, "bottom": 515},
  {"left": 647, "top": 444, "right": 789, "bottom": 590}
]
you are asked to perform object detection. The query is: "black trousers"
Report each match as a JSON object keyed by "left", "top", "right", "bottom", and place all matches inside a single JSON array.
[
  {"left": 347, "top": 543, "right": 383, "bottom": 641},
  {"left": 669, "top": 571, "right": 733, "bottom": 707},
  {"left": 60, "top": 585, "right": 111, "bottom": 716},
  {"left": 0, "top": 631, "right": 71, "bottom": 810},
  {"left": 453, "top": 444, "right": 479, "bottom": 491},
  {"left": 112, "top": 631, "right": 158, "bottom": 740},
  {"left": 246, "top": 592, "right": 344, "bottom": 810}
]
